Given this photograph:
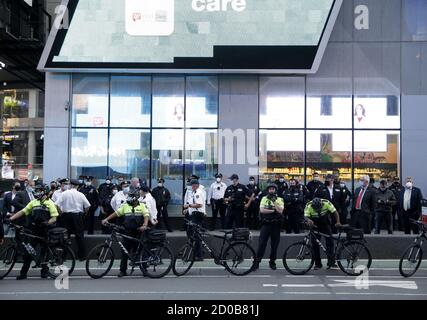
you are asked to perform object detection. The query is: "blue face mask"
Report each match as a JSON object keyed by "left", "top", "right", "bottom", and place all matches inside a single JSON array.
[{"left": 123, "top": 187, "right": 130, "bottom": 194}]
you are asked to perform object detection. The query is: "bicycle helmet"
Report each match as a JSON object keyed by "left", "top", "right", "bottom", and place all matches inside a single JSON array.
[
  {"left": 33, "top": 184, "right": 49, "bottom": 200},
  {"left": 311, "top": 197, "right": 323, "bottom": 212},
  {"left": 266, "top": 183, "right": 278, "bottom": 190},
  {"left": 126, "top": 192, "right": 140, "bottom": 206}
]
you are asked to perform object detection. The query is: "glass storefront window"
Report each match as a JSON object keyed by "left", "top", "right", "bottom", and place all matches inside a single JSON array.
[
  {"left": 186, "top": 76, "right": 218, "bottom": 128},
  {"left": 71, "top": 128, "right": 108, "bottom": 179},
  {"left": 354, "top": 130, "right": 400, "bottom": 184},
  {"left": 307, "top": 96, "right": 352, "bottom": 128},
  {"left": 110, "top": 76, "right": 151, "bottom": 128},
  {"left": 72, "top": 75, "right": 109, "bottom": 127},
  {"left": 259, "top": 77, "right": 305, "bottom": 129},
  {"left": 259, "top": 130, "right": 305, "bottom": 183},
  {"left": 185, "top": 129, "right": 218, "bottom": 187},
  {"left": 354, "top": 96, "right": 400, "bottom": 129},
  {"left": 152, "top": 77, "right": 185, "bottom": 128},
  {"left": 306, "top": 130, "right": 352, "bottom": 185},
  {"left": 109, "top": 129, "right": 150, "bottom": 179}
]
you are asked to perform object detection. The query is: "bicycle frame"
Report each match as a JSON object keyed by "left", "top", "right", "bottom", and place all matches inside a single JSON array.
[{"left": 304, "top": 229, "right": 347, "bottom": 261}]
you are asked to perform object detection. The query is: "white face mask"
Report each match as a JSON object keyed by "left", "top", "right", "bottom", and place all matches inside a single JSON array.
[
  {"left": 63, "top": 185, "right": 70, "bottom": 191},
  {"left": 106, "top": 180, "right": 111, "bottom": 184},
  {"left": 216, "top": 178, "right": 221, "bottom": 183},
  {"left": 340, "top": 183, "right": 345, "bottom": 188},
  {"left": 157, "top": 183, "right": 163, "bottom": 187},
  {"left": 279, "top": 178, "right": 284, "bottom": 183},
  {"left": 406, "top": 182, "right": 413, "bottom": 189},
  {"left": 85, "top": 181, "right": 91, "bottom": 186},
  {"left": 123, "top": 187, "right": 130, "bottom": 194},
  {"left": 249, "top": 180, "right": 255, "bottom": 185},
  {"left": 112, "top": 190, "right": 118, "bottom": 195},
  {"left": 313, "top": 177, "right": 320, "bottom": 181}
]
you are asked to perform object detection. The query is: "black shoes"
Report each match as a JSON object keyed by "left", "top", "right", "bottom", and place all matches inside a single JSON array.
[
  {"left": 117, "top": 271, "right": 127, "bottom": 278},
  {"left": 314, "top": 264, "right": 323, "bottom": 270},
  {"left": 252, "top": 261, "right": 260, "bottom": 271},
  {"left": 16, "top": 275, "right": 27, "bottom": 280},
  {"left": 269, "top": 261, "right": 277, "bottom": 270}
]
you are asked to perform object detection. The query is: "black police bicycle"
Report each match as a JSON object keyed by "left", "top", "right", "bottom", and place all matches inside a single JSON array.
[
  {"left": 399, "top": 219, "right": 427, "bottom": 277},
  {"left": 283, "top": 224, "right": 372, "bottom": 276},
  {"left": 0, "top": 221, "right": 76, "bottom": 279},
  {"left": 172, "top": 219, "right": 256, "bottom": 276},
  {"left": 85, "top": 222, "right": 174, "bottom": 279}
]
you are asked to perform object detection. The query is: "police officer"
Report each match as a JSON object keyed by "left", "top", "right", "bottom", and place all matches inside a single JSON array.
[
  {"left": 207, "top": 174, "right": 227, "bottom": 230},
  {"left": 283, "top": 179, "right": 304, "bottom": 234},
  {"left": 111, "top": 180, "right": 130, "bottom": 212},
  {"left": 274, "top": 175, "right": 288, "bottom": 198},
  {"left": 304, "top": 197, "right": 341, "bottom": 270},
  {"left": 79, "top": 176, "right": 99, "bottom": 235},
  {"left": 98, "top": 177, "right": 115, "bottom": 234},
  {"left": 224, "top": 174, "right": 250, "bottom": 229},
  {"left": 253, "top": 183, "right": 284, "bottom": 271},
  {"left": 151, "top": 178, "right": 173, "bottom": 232},
  {"left": 51, "top": 179, "right": 69, "bottom": 203},
  {"left": 246, "top": 176, "right": 260, "bottom": 230},
  {"left": 333, "top": 175, "right": 352, "bottom": 225},
  {"left": 389, "top": 176, "right": 403, "bottom": 231},
  {"left": 55, "top": 179, "right": 91, "bottom": 260},
  {"left": 102, "top": 191, "right": 149, "bottom": 277},
  {"left": 139, "top": 185, "right": 158, "bottom": 227},
  {"left": 9, "top": 185, "right": 59, "bottom": 279},
  {"left": 183, "top": 179, "right": 206, "bottom": 261},
  {"left": 306, "top": 172, "right": 324, "bottom": 201}
]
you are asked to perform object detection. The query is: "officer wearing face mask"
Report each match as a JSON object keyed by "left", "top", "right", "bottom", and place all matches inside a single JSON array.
[
  {"left": 283, "top": 179, "right": 304, "bottom": 234},
  {"left": 245, "top": 176, "right": 260, "bottom": 230},
  {"left": 224, "top": 174, "right": 251, "bottom": 229},
  {"left": 111, "top": 181, "right": 130, "bottom": 212},
  {"left": 207, "top": 174, "right": 227, "bottom": 230},
  {"left": 333, "top": 176, "right": 352, "bottom": 225},
  {"left": 274, "top": 175, "right": 288, "bottom": 198},
  {"left": 306, "top": 172, "right": 324, "bottom": 201},
  {"left": 51, "top": 179, "right": 70, "bottom": 203},
  {"left": 253, "top": 183, "right": 284, "bottom": 271},
  {"left": 151, "top": 178, "right": 173, "bottom": 232},
  {"left": 98, "top": 177, "right": 116, "bottom": 234},
  {"left": 399, "top": 177, "right": 424, "bottom": 234},
  {"left": 79, "top": 176, "right": 99, "bottom": 235},
  {"left": 389, "top": 176, "right": 403, "bottom": 231},
  {"left": 375, "top": 180, "right": 396, "bottom": 234}
]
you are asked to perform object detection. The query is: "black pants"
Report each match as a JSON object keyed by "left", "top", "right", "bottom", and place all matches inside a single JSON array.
[
  {"left": 402, "top": 210, "right": 420, "bottom": 234},
  {"left": 100, "top": 205, "right": 114, "bottom": 234},
  {"left": 210, "top": 199, "right": 226, "bottom": 230},
  {"left": 311, "top": 220, "right": 334, "bottom": 267},
  {"left": 186, "top": 213, "right": 204, "bottom": 258},
  {"left": 375, "top": 210, "right": 393, "bottom": 234},
  {"left": 286, "top": 209, "right": 302, "bottom": 234},
  {"left": 339, "top": 207, "right": 348, "bottom": 225},
  {"left": 256, "top": 222, "right": 281, "bottom": 262},
  {"left": 245, "top": 203, "right": 259, "bottom": 230},
  {"left": 156, "top": 205, "right": 172, "bottom": 232},
  {"left": 226, "top": 206, "right": 244, "bottom": 229},
  {"left": 351, "top": 210, "right": 372, "bottom": 234},
  {"left": 61, "top": 212, "right": 86, "bottom": 259},
  {"left": 120, "top": 232, "right": 140, "bottom": 273},
  {"left": 392, "top": 206, "right": 403, "bottom": 231},
  {"left": 19, "top": 227, "right": 49, "bottom": 276},
  {"left": 86, "top": 206, "right": 97, "bottom": 235}
]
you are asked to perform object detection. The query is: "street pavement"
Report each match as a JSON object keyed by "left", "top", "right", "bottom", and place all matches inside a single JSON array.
[{"left": 1, "top": 260, "right": 427, "bottom": 300}]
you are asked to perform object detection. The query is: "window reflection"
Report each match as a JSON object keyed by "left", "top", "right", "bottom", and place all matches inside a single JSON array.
[
  {"left": 110, "top": 76, "right": 151, "bottom": 127},
  {"left": 72, "top": 75, "right": 109, "bottom": 127},
  {"left": 354, "top": 131, "right": 400, "bottom": 183},
  {"left": 186, "top": 76, "right": 218, "bottom": 128},
  {"left": 109, "top": 129, "right": 150, "bottom": 179},
  {"left": 71, "top": 128, "right": 108, "bottom": 179},
  {"left": 260, "top": 77, "right": 305, "bottom": 128},
  {"left": 306, "top": 130, "right": 352, "bottom": 184},
  {"left": 307, "top": 96, "right": 352, "bottom": 128},
  {"left": 259, "top": 130, "right": 305, "bottom": 183},
  {"left": 354, "top": 96, "right": 400, "bottom": 129}
]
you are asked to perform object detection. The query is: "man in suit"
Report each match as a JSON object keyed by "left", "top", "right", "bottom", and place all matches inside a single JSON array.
[
  {"left": 399, "top": 177, "right": 424, "bottom": 234},
  {"left": 11, "top": 179, "right": 35, "bottom": 226},
  {"left": 2, "top": 182, "right": 21, "bottom": 217},
  {"left": 351, "top": 175, "right": 377, "bottom": 234}
]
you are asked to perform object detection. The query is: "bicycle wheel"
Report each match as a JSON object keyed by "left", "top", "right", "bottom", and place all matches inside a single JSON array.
[
  {"left": 399, "top": 244, "right": 423, "bottom": 278},
  {"left": 46, "top": 245, "right": 76, "bottom": 279},
  {"left": 85, "top": 244, "right": 115, "bottom": 279},
  {"left": 223, "top": 242, "right": 256, "bottom": 276},
  {"left": 0, "top": 245, "right": 17, "bottom": 280},
  {"left": 282, "top": 242, "right": 314, "bottom": 275},
  {"left": 140, "top": 243, "right": 174, "bottom": 279},
  {"left": 172, "top": 243, "right": 195, "bottom": 276},
  {"left": 337, "top": 241, "right": 372, "bottom": 276}
]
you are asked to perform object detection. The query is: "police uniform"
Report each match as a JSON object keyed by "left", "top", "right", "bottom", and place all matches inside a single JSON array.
[
  {"left": 283, "top": 185, "right": 304, "bottom": 233},
  {"left": 306, "top": 179, "right": 324, "bottom": 201},
  {"left": 246, "top": 179, "right": 260, "bottom": 230},
  {"left": 208, "top": 175, "right": 227, "bottom": 230},
  {"left": 55, "top": 181, "right": 91, "bottom": 260},
  {"left": 187, "top": 185, "right": 206, "bottom": 259},
  {"left": 151, "top": 180, "right": 173, "bottom": 232},
  {"left": 255, "top": 190, "right": 284, "bottom": 269},
  {"left": 224, "top": 175, "right": 250, "bottom": 229},
  {"left": 79, "top": 176, "right": 100, "bottom": 235},
  {"left": 305, "top": 199, "right": 337, "bottom": 267},
  {"left": 115, "top": 203, "right": 150, "bottom": 274},
  {"left": 20, "top": 198, "right": 59, "bottom": 277}
]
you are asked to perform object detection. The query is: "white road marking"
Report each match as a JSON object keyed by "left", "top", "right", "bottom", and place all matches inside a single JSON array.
[
  {"left": 281, "top": 284, "right": 325, "bottom": 288},
  {"left": 329, "top": 280, "right": 418, "bottom": 290},
  {"left": 0, "top": 291, "right": 274, "bottom": 295},
  {"left": 284, "top": 291, "right": 332, "bottom": 295},
  {"left": 263, "top": 284, "right": 278, "bottom": 287}
]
